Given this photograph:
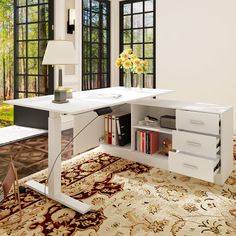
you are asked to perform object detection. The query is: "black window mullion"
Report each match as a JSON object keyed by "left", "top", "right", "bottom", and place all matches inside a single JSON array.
[
  {"left": 107, "top": 1, "right": 111, "bottom": 87},
  {"left": 98, "top": 2, "right": 103, "bottom": 88},
  {"left": 82, "top": 3, "right": 84, "bottom": 90},
  {"left": 37, "top": 0, "right": 40, "bottom": 96},
  {"left": 142, "top": 0, "right": 145, "bottom": 88},
  {"left": 14, "top": 0, "right": 19, "bottom": 99},
  {"left": 17, "top": 2, "right": 48, "bottom": 8},
  {"left": 25, "top": 2, "right": 29, "bottom": 98},
  {"left": 89, "top": 0, "right": 92, "bottom": 90},
  {"left": 131, "top": 2, "right": 134, "bottom": 86},
  {"left": 119, "top": 2, "right": 123, "bottom": 86},
  {"left": 153, "top": 0, "right": 156, "bottom": 88}
]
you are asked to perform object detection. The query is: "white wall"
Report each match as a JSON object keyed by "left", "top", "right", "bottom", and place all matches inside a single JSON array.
[
  {"left": 54, "top": 0, "right": 81, "bottom": 92},
  {"left": 156, "top": 0, "right": 236, "bottom": 133}
]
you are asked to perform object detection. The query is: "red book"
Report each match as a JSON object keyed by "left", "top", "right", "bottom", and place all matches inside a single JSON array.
[
  {"left": 142, "top": 130, "right": 145, "bottom": 153},
  {"left": 108, "top": 114, "right": 112, "bottom": 144},
  {"left": 150, "top": 132, "right": 159, "bottom": 154}
]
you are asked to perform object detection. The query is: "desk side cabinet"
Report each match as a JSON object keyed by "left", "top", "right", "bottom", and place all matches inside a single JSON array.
[
  {"left": 169, "top": 108, "right": 233, "bottom": 184},
  {"left": 101, "top": 99, "right": 233, "bottom": 184}
]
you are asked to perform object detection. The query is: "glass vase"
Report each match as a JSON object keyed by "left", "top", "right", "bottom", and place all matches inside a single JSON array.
[
  {"left": 124, "top": 71, "right": 131, "bottom": 88},
  {"left": 136, "top": 74, "right": 143, "bottom": 89}
]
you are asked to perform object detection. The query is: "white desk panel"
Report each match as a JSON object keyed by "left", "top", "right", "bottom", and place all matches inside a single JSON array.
[
  {"left": 4, "top": 87, "right": 173, "bottom": 214},
  {"left": 6, "top": 87, "right": 173, "bottom": 114}
]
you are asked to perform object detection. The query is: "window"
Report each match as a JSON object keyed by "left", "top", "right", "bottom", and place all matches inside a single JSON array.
[
  {"left": 120, "top": 0, "right": 156, "bottom": 88},
  {"left": 14, "top": 0, "right": 54, "bottom": 98},
  {"left": 82, "top": 0, "right": 110, "bottom": 90}
]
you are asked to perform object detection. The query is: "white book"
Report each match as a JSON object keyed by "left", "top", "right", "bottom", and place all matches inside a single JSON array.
[
  {"left": 112, "top": 115, "right": 117, "bottom": 145},
  {"left": 104, "top": 115, "right": 108, "bottom": 144}
]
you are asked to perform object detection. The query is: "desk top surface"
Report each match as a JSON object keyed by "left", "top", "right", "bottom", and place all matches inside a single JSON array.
[{"left": 5, "top": 87, "right": 173, "bottom": 115}]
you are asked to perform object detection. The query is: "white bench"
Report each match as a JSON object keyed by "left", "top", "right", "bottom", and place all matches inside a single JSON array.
[{"left": 0, "top": 125, "right": 47, "bottom": 146}]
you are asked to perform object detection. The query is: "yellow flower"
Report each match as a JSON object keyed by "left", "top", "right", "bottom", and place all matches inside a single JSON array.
[
  {"left": 135, "top": 65, "right": 144, "bottom": 74},
  {"left": 129, "top": 53, "right": 138, "bottom": 60},
  {"left": 133, "top": 58, "right": 142, "bottom": 67},
  {"left": 123, "top": 59, "right": 132, "bottom": 70},
  {"left": 120, "top": 51, "right": 129, "bottom": 60},
  {"left": 124, "top": 48, "right": 132, "bottom": 54},
  {"left": 115, "top": 58, "right": 122, "bottom": 68},
  {"left": 115, "top": 49, "right": 146, "bottom": 74}
]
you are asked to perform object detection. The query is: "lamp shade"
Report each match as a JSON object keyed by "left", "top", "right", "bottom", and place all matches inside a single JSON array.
[{"left": 42, "top": 40, "right": 77, "bottom": 65}]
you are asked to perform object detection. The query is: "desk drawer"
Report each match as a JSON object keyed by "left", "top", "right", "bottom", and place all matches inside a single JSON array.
[
  {"left": 176, "top": 110, "right": 220, "bottom": 135},
  {"left": 172, "top": 130, "right": 220, "bottom": 159},
  {"left": 169, "top": 151, "right": 220, "bottom": 182}
]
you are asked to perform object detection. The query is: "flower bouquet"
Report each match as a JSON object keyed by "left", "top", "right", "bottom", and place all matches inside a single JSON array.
[{"left": 115, "top": 48, "right": 148, "bottom": 88}]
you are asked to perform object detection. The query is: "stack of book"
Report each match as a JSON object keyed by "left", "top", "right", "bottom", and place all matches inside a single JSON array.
[
  {"left": 104, "top": 113, "right": 131, "bottom": 146},
  {"left": 135, "top": 130, "right": 159, "bottom": 154}
]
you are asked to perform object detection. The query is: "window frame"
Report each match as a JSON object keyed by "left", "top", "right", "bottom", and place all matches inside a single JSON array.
[
  {"left": 119, "top": 0, "right": 156, "bottom": 88},
  {"left": 14, "top": 0, "right": 54, "bottom": 99},
  {"left": 82, "top": 0, "right": 111, "bottom": 91}
]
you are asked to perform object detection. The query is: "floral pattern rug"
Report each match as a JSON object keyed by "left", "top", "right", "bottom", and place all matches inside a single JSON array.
[{"left": 0, "top": 147, "right": 236, "bottom": 236}]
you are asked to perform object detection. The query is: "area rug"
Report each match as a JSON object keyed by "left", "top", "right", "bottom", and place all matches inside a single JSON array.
[{"left": 0, "top": 149, "right": 236, "bottom": 236}]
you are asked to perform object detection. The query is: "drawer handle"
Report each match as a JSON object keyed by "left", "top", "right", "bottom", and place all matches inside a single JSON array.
[
  {"left": 186, "top": 141, "right": 201, "bottom": 147},
  {"left": 183, "top": 163, "right": 198, "bottom": 170},
  {"left": 190, "top": 119, "right": 204, "bottom": 125}
]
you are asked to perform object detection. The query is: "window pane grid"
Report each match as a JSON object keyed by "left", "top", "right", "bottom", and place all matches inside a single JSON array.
[
  {"left": 14, "top": 0, "right": 53, "bottom": 98},
  {"left": 120, "top": 0, "right": 156, "bottom": 88},
  {"left": 82, "top": 0, "right": 110, "bottom": 91}
]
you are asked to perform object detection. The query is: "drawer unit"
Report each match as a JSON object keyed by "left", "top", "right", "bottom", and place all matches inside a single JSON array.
[
  {"left": 176, "top": 110, "right": 220, "bottom": 135},
  {"left": 169, "top": 151, "right": 220, "bottom": 182},
  {"left": 172, "top": 130, "right": 220, "bottom": 159}
]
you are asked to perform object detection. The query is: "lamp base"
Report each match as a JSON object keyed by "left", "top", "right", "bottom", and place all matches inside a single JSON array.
[
  {"left": 52, "top": 100, "right": 69, "bottom": 104},
  {"left": 53, "top": 87, "right": 68, "bottom": 104}
]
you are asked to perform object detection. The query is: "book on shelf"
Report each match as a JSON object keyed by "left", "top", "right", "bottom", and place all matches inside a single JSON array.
[
  {"left": 112, "top": 115, "right": 117, "bottom": 145},
  {"left": 104, "top": 114, "right": 108, "bottom": 144},
  {"left": 104, "top": 112, "right": 131, "bottom": 146},
  {"left": 142, "top": 130, "right": 145, "bottom": 153},
  {"left": 108, "top": 114, "right": 112, "bottom": 144},
  {"left": 149, "top": 131, "right": 159, "bottom": 154},
  {"left": 135, "top": 129, "right": 159, "bottom": 154},
  {"left": 116, "top": 113, "right": 131, "bottom": 146}
]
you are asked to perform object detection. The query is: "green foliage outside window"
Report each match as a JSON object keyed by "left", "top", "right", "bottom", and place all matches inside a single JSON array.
[
  {"left": 0, "top": 0, "right": 14, "bottom": 100},
  {"left": 0, "top": 1, "right": 14, "bottom": 127},
  {"left": 0, "top": 103, "right": 13, "bottom": 127}
]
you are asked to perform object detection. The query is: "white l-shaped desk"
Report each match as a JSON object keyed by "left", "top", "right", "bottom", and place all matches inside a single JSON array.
[{"left": 6, "top": 87, "right": 173, "bottom": 214}]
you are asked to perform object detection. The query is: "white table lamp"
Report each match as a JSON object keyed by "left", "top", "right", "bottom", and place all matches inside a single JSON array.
[{"left": 42, "top": 40, "right": 77, "bottom": 103}]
